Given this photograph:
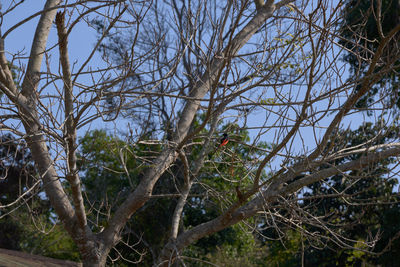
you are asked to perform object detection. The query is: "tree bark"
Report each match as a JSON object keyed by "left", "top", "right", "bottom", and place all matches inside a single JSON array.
[{"left": 16, "top": 0, "right": 101, "bottom": 263}]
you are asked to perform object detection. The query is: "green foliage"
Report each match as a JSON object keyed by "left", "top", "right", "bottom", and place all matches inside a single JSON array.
[
  {"left": 17, "top": 213, "right": 80, "bottom": 261},
  {"left": 259, "top": 122, "right": 400, "bottom": 266},
  {"left": 0, "top": 217, "right": 22, "bottom": 250},
  {"left": 300, "top": 123, "right": 399, "bottom": 266},
  {"left": 78, "top": 130, "right": 135, "bottom": 207},
  {"left": 178, "top": 123, "right": 274, "bottom": 265},
  {"left": 340, "top": 0, "right": 400, "bottom": 69},
  {"left": 184, "top": 223, "right": 267, "bottom": 267},
  {"left": 0, "top": 195, "right": 79, "bottom": 261},
  {"left": 78, "top": 129, "right": 173, "bottom": 264},
  {"left": 0, "top": 134, "right": 36, "bottom": 251},
  {"left": 0, "top": 134, "right": 79, "bottom": 261},
  {"left": 262, "top": 230, "right": 302, "bottom": 267},
  {"left": 340, "top": 0, "right": 400, "bottom": 111},
  {"left": 77, "top": 124, "right": 271, "bottom": 265},
  {"left": 0, "top": 134, "right": 35, "bottom": 205}
]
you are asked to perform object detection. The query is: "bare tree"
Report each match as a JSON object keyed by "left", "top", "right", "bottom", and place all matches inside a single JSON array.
[{"left": 1, "top": 0, "right": 400, "bottom": 266}]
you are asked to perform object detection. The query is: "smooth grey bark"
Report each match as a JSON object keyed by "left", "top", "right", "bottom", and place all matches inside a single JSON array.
[
  {"left": 157, "top": 143, "right": 400, "bottom": 265},
  {"left": 3, "top": 0, "right": 284, "bottom": 266},
  {"left": 10, "top": 1, "right": 102, "bottom": 265},
  {"left": 101, "top": 0, "right": 287, "bottom": 254},
  {"left": 156, "top": 7, "right": 400, "bottom": 264},
  {"left": 18, "top": 0, "right": 76, "bottom": 232},
  {"left": 55, "top": 9, "right": 87, "bottom": 236},
  {"left": 154, "top": 1, "right": 292, "bottom": 265}
]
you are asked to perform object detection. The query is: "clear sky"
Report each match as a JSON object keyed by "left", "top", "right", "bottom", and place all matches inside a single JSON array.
[
  {"left": 1, "top": 1, "right": 120, "bottom": 135},
  {"left": 2, "top": 1, "right": 103, "bottom": 71}
]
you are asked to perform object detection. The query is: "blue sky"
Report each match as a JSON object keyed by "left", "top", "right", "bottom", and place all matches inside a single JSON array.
[
  {"left": 1, "top": 1, "right": 119, "bottom": 135},
  {"left": 2, "top": 1, "right": 398, "bottom": 183},
  {"left": 0, "top": 1, "right": 365, "bottom": 156},
  {"left": 2, "top": 1, "right": 102, "bottom": 71}
]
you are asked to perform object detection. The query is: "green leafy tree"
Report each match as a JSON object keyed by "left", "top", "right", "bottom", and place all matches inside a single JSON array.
[
  {"left": 78, "top": 126, "right": 270, "bottom": 265},
  {"left": 0, "top": 134, "right": 79, "bottom": 260},
  {"left": 340, "top": 0, "right": 400, "bottom": 110},
  {"left": 0, "top": 134, "right": 37, "bottom": 250},
  {"left": 79, "top": 126, "right": 268, "bottom": 266},
  {"left": 259, "top": 123, "right": 400, "bottom": 266}
]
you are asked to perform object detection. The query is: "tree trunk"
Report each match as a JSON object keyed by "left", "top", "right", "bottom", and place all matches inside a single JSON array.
[
  {"left": 81, "top": 258, "right": 106, "bottom": 267},
  {"left": 80, "top": 247, "right": 108, "bottom": 267}
]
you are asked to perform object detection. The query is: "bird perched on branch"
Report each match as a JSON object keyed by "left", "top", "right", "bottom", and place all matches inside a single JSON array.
[
  {"left": 208, "top": 133, "right": 229, "bottom": 159},
  {"left": 219, "top": 133, "right": 229, "bottom": 148}
]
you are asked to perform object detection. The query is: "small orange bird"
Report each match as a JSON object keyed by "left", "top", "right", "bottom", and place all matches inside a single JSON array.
[
  {"left": 208, "top": 133, "right": 229, "bottom": 159},
  {"left": 219, "top": 133, "right": 229, "bottom": 148}
]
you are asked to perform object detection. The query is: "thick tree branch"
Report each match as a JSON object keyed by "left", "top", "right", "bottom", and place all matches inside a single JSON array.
[
  {"left": 170, "top": 151, "right": 191, "bottom": 240},
  {"left": 281, "top": 143, "right": 400, "bottom": 195},
  {"left": 101, "top": 0, "right": 285, "bottom": 253},
  {"left": 158, "top": 143, "right": 400, "bottom": 262},
  {"left": 168, "top": 110, "right": 221, "bottom": 247},
  {"left": 21, "top": 0, "right": 62, "bottom": 96},
  {"left": 0, "top": 34, "right": 18, "bottom": 96},
  {"left": 9, "top": 1, "right": 100, "bottom": 261},
  {"left": 268, "top": 22, "right": 400, "bottom": 189},
  {"left": 307, "top": 23, "right": 400, "bottom": 161},
  {"left": 55, "top": 11, "right": 87, "bottom": 232},
  {"left": 16, "top": 0, "right": 75, "bottom": 226},
  {"left": 174, "top": 0, "right": 280, "bottom": 144}
]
